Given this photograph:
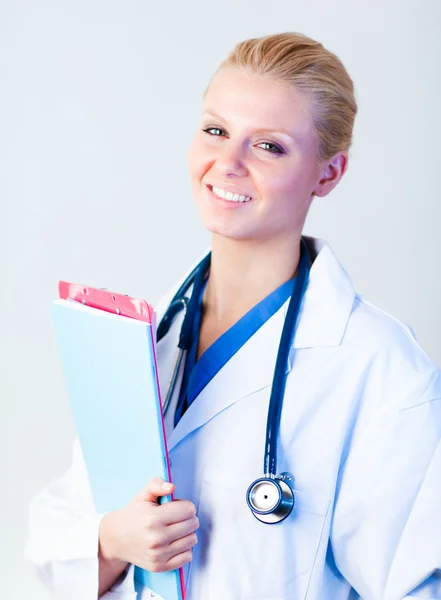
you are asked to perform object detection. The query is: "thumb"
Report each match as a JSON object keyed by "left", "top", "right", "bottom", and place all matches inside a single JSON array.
[{"left": 133, "top": 477, "right": 176, "bottom": 503}]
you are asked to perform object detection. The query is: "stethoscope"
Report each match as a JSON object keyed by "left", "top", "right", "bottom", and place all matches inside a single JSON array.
[{"left": 156, "top": 237, "right": 311, "bottom": 524}]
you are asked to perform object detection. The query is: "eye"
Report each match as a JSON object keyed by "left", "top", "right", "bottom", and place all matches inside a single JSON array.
[
  {"left": 202, "top": 127, "right": 225, "bottom": 137},
  {"left": 257, "top": 141, "right": 284, "bottom": 155}
]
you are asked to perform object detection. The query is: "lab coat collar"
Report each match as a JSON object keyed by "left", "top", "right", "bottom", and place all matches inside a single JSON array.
[
  {"left": 161, "top": 236, "right": 356, "bottom": 452},
  {"left": 293, "top": 236, "right": 356, "bottom": 349}
]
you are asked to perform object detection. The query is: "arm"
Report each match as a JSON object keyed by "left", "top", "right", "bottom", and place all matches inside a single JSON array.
[
  {"left": 331, "top": 395, "right": 441, "bottom": 599},
  {"left": 25, "top": 437, "right": 134, "bottom": 599}
]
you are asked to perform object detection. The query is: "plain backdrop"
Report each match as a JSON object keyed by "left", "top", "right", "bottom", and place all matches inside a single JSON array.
[{"left": 2, "top": 1, "right": 440, "bottom": 598}]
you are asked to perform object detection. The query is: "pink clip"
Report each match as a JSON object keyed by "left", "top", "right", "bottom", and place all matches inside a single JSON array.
[{"left": 59, "top": 281, "right": 154, "bottom": 323}]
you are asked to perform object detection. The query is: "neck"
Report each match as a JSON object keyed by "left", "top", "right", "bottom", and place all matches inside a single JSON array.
[{"left": 203, "top": 233, "right": 302, "bottom": 327}]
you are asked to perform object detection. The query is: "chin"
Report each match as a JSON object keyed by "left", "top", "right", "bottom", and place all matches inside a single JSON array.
[
  {"left": 195, "top": 195, "right": 263, "bottom": 241},
  {"left": 198, "top": 213, "right": 252, "bottom": 241}
]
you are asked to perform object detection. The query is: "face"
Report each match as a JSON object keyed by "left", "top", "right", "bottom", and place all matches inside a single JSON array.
[{"left": 188, "top": 67, "right": 346, "bottom": 243}]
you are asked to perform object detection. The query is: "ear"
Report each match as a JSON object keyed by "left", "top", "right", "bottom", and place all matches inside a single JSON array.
[{"left": 312, "top": 151, "right": 348, "bottom": 198}]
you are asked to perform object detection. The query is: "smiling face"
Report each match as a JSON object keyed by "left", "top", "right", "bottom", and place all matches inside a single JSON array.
[{"left": 188, "top": 67, "right": 345, "bottom": 244}]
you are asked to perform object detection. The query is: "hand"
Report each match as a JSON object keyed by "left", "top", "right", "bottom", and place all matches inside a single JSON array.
[{"left": 99, "top": 478, "right": 199, "bottom": 573}]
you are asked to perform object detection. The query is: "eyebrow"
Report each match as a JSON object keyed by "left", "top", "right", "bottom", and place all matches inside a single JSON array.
[{"left": 202, "top": 110, "right": 297, "bottom": 142}]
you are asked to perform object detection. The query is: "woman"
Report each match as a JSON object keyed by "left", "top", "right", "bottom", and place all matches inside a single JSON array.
[{"left": 26, "top": 32, "right": 441, "bottom": 599}]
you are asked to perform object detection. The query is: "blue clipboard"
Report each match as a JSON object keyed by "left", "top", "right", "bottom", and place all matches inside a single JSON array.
[{"left": 51, "top": 285, "right": 185, "bottom": 600}]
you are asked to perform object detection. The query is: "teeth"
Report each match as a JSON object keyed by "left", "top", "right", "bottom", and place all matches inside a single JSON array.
[{"left": 212, "top": 186, "right": 252, "bottom": 203}]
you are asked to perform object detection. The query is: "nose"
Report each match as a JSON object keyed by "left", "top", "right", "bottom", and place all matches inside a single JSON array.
[{"left": 216, "top": 139, "right": 248, "bottom": 178}]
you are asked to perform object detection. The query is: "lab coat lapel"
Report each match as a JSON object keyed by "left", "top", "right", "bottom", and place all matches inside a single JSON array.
[{"left": 167, "top": 300, "right": 290, "bottom": 452}]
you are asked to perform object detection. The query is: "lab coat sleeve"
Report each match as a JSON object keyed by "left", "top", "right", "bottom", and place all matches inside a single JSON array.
[
  {"left": 25, "top": 437, "right": 137, "bottom": 599},
  {"left": 330, "top": 392, "right": 441, "bottom": 600}
]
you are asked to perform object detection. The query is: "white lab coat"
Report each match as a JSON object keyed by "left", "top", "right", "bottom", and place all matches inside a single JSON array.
[{"left": 26, "top": 236, "right": 441, "bottom": 600}]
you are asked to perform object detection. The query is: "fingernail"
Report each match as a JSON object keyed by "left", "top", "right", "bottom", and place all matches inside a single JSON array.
[{"left": 162, "top": 482, "right": 174, "bottom": 491}]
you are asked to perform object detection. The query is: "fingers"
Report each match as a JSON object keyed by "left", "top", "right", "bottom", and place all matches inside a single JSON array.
[
  {"left": 162, "top": 515, "right": 200, "bottom": 545},
  {"left": 156, "top": 499, "right": 197, "bottom": 526},
  {"left": 133, "top": 478, "right": 176, "bottom": 504},
  {"left": 163, "top": 533, "right": 198, "bottom": 571}
]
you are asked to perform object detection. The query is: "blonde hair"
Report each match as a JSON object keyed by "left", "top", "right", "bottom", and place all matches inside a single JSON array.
[{"left": 204, "top": 32, "right": 357, "bottom": 162}]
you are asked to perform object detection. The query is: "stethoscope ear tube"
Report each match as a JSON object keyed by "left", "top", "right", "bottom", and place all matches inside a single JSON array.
[
  {"left": 263, "top": 238, "right": 311, "bottom": 478},
  {"left": 177, "top": 254, "right": 211, "bottom": 350},
  {"left": 156, "top": 253, "right": 211, "bottom": 344},
  {"left": 158, "top": 252, "right": 211, "bottom": 416},
  {"left": 162, "top": 299, "right": 188, "bottom": 415}
]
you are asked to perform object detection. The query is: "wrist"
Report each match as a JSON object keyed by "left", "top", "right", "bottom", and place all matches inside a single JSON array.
[{"left": 98, "top": 511, "right": 126, "bottom": 567}]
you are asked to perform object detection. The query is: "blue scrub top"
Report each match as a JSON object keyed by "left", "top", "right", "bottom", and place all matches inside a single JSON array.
[{"left": 174, "top": 276, "right": 296, "bottom": 426}]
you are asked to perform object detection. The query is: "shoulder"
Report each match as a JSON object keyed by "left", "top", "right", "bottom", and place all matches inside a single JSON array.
[
  {"left": 348, "top": 291, "right": 433, "bottom": 369},
  {"left": 348, "top": 292, "right": 420, "bottom": 357},
  {"left": 344, "top": 291, "right": 441, "bottom": 408}
]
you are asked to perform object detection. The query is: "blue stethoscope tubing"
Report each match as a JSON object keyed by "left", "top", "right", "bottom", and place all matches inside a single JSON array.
[
  {"left": 157, "top": 252, "right": 212, "bottom": 415},
  {"left": 156, "top": 238, "right": 311, "bottom": 524}
]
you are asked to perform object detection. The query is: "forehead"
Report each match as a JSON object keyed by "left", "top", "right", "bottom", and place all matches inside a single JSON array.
[{"left": 202, "top": 67, "right": 313, "bottom": 141}]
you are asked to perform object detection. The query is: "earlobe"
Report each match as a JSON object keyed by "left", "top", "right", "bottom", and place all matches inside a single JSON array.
[{"left": 313, "top": 152, "right": 348, "bottom": 198}]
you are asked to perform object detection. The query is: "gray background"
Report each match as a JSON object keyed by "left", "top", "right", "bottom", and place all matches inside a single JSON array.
[{"left": 2, "top": 1, "right": 440, "bottom": 598}]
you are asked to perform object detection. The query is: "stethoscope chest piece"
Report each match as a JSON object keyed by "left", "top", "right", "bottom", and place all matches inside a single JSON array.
[{"left": 246, "top": 473, "right": 295, "bottom": 524}]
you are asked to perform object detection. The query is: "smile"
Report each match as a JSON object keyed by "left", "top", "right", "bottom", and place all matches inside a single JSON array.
[{"left": 210, "top": 185, "right": 253, "bottom": 203}]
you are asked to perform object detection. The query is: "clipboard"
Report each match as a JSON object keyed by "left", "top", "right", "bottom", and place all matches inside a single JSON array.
[{"left": 51, "top": 281, "right": 185, "bottom": 600}]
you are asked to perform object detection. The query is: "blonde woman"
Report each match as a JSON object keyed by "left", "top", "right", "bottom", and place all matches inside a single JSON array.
[{"left": 26, "top": 33, "right": 441, "bottom": 600}]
